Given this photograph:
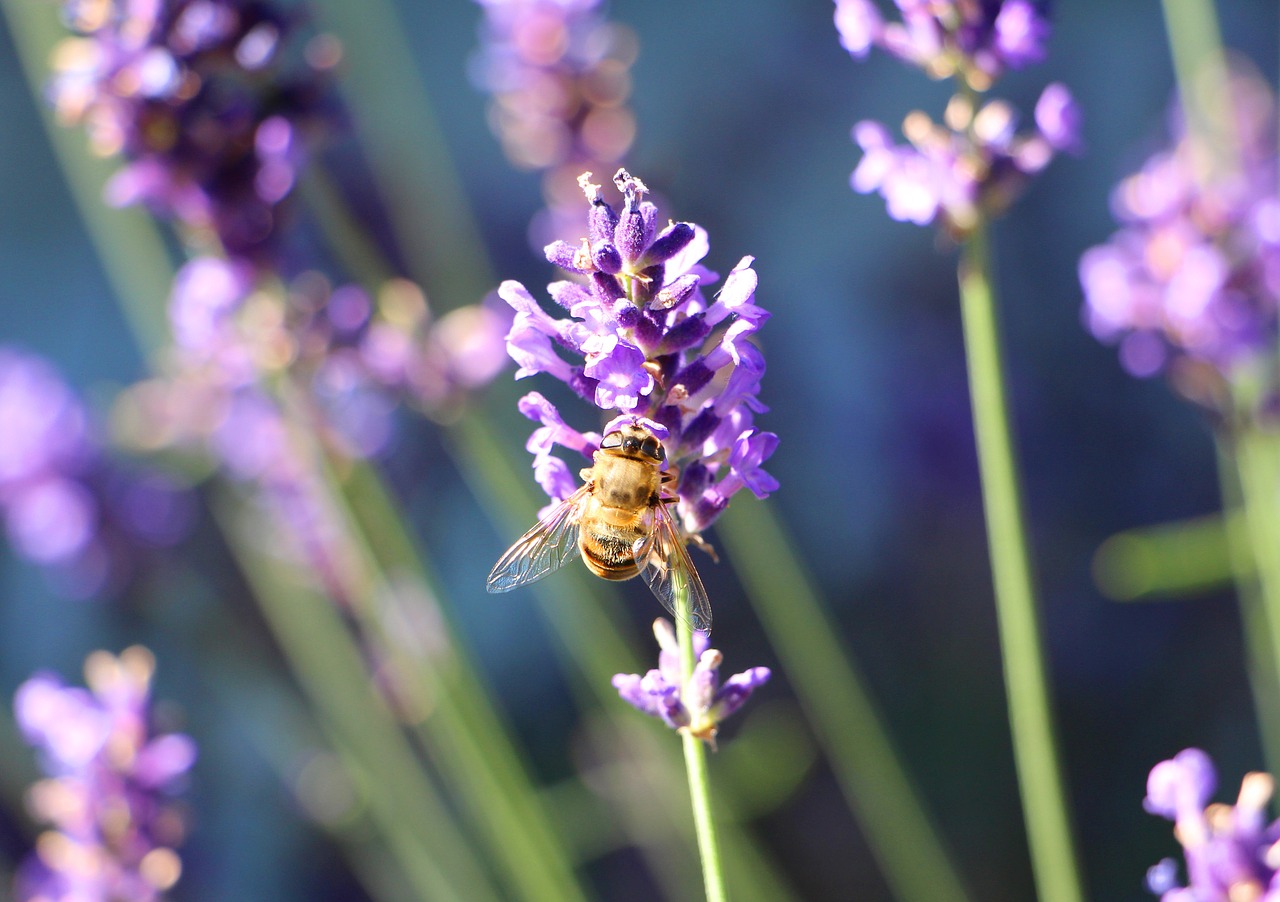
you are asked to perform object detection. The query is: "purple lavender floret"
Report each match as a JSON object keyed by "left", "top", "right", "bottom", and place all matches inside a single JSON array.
[
  {"left": 834, "top": 0, "right": 1052, "bottom": 87},
  {"left": 50, "top": 0, "right": 339, "bottom": 258},
  {"left": 1079, "top": 66, "right": 1280, "bottom": 403},
  {"left": 498, "top": 169, "right": 778, "bottom": 537},
  {"left": 612, "top": 618, "right": 771, "bottom": 748},
  {"left": 1142, "top": 748, "right": 1280, "bottom": 901},
  {"left": 14, "top": 647, "right": 196, "bottom": 902},
  {"left": 0, "top": 348, "right": 193, "bottom": 598}
]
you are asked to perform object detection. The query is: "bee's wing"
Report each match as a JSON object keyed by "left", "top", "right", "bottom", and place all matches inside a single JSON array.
[
  {"left": 636, "top": 501, "right": 713, "bottom": 633},
  {"left": 486, "top": 486, "right": 588, "bottom": 593}
]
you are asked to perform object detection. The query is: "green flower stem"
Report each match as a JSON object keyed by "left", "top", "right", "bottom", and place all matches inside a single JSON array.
[
  {"left": 1216, "top": 434, "right": 1280, "bottom": 778},
  {"left": 676, "top": 596, "right": 728, "bottom": 902},
  {"left": 716, "top": 497, "right": 972, "bottom": 902},
  {"left": 306, "top": 0, "right": 493, "bottom": 307},
  {"left": 957, "top": 220, "right": 1083, "bottom": 902},
  {"left": 1092, "top": 513, "right": 1235, "bottom": 601},
  {"left": 6, "top": 6, "right": 566, "bottom": 895},
  {"left": 280, "top": 389, "right": 591, "bottom": 902},
  {"left": 214, "top": 489, "right": 502, "bottom": 902},
  {"left": 0, "top": 0, "right": 174, "bottom": 358},
  {"left": 450, "top": 410, "right": 802, "bottom": 902},
  {"left": 1159, "top": 0, "right": 1237, "bottom": 181}
]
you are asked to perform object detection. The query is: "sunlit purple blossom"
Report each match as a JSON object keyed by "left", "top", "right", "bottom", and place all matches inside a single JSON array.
[
  {"left": 50, "top": 0, "right": 339, "bottom": 258},
  {"left": 469, "top": 0, "right": 638, "bottom": 246},
  {"left": 498, "top": 169, "right": 778, "bottom": 537},
  {"left": 1142, "top": 748, "right": 1280, "bottom": 901},
  {"left": 834, "top": 0, "right": 1052, "bottom": 88},
  {"left": 850, "top": 88, "right": 1079, "bottom": 238},
  {"left": 14, "top": 647, "right": 195, "bottom": 902},
  {"left": 612, "top": 618, "right": 770, "bottom": 748},
  {"left": 1079, "top": 67, "right": 1280, "bottom": 398}
]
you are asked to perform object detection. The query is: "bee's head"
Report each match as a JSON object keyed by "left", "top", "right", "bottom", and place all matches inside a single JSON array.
[{"left": 600, "top": 424, "right": 666, "bottom": 462}]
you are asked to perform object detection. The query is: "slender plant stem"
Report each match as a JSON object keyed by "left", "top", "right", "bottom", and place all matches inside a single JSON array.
[
  {"left": 214, "top": 490, "right": 502, "bottom": 902},
  {"left": 716, "top": 497, "right": 973, "bottom": 902},
  {"left": 957, "top": 220, "right": 1083, "bottom": 902},
  {"left": 451, "top": 410, "right": 801, "bottom": 902},
  {"left": 1216, "top": 433, "right": 1280, "bottom": 778},
  {"left": 676, "top": 591, "right": 728, "bottom": 902},
  {"left": 1159, "top": 0, "right": 1237, "bottom": 182}
]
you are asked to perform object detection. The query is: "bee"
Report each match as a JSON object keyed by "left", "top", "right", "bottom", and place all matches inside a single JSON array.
[{"left": 486, "top": 422, "right": 712, "bottom": 632}]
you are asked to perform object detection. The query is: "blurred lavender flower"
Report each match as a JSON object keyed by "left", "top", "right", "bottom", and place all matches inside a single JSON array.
[
  {"left": 469, "top": 0, "right": 638, "bottom": 245},
  {"left": 0, "top": 348, "right": 193, "bottom": 598},
  {"left": 834, "top": 0, "right": 1052, "bottom": 88},
  {"left": 612, "top": 618, "right": 770, "bottom": 748},
  {"left": 1079, "top": 66, "right": 1280, "bottom": 405},
  {"left": 499, "top": 168, "right": 777, "bottom": 537},
  {"left": 837, "top": 0, "right": 1079, "bottom": 238},
  {"left": 1142, "top": 748, "right": 1280, "bottom": 901},
  {"left": 50, "top": 0, "right": 340, "bottom": 258},
  {"left": 14, "top": 647, "right": 196, "bottom": 902}
]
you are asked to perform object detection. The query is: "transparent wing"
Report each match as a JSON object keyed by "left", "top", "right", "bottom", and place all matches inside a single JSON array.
[
  {"left": 636, "top": 501, "right": 713, "bottom": 633},
  {"left": 486, "top": 486, "right": 587, "bottom": 593}
]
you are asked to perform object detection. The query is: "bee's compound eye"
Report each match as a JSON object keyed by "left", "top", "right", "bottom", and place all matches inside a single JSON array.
[
  {"left": 600, "top": 431, "right": 623, "bottom": 450},
  {"left": 641, "top": 437, "right": 661, "bottom": 459}
]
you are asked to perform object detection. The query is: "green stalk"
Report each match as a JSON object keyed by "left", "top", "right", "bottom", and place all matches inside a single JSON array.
[
  {"left": 214, "top": 490, "right": 502, "bottom": 902},
  {"left": 279, "top": 388, "right": 591, "bottom": 902},
  {"left": 451, "top": 411, "right": 802, "bottom": 902},
  {"left": 716, "top": 498, "right": 972, "bottom": 902},
  {"left": 676, "top": 595, "right": 728, "bottom": 902},
  {"left": 2, "top": 8, "right": 520, "bottom": 897},
  {"left": 306, "top": 0, "right": 493, "bottom": 306},
  {"left": 0, "top": 0, "right": 173, "bottom": 358},
  {"left": 1159, "top": 0, "right": 1237, "bottom": 182},
  {"left": 957, "top": 221, "right": 1083, "bottom": 902},
  {"left": 1216, "top": 433, "right": 1280, "bottom": 778}
]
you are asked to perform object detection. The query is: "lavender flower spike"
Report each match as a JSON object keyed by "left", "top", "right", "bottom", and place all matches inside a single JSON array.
[
  {"left": 1079, "top": 64, "right": 1280, "bottom": 409},
  {"left": 612, "top": 618, "right": 771, "bottom": 748},
  {"left": 1142, "top": 749, "right": 1280, "bottom": 900},
  {"left": 500, "top": 168, "right": 778, "bottom": 539},
  {"left": 14, "top": 647, "right": 196, "bottom": 902}
]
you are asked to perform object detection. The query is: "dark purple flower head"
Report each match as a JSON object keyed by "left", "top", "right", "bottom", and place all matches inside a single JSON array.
[
  {"left": 498, "top": 168, "right": 778, "bottom": 537},
  {"left": 834, "top": 0, "right": 1052, "bottom": 89},
  {"left": 1142, "top": 749, "right": 1280, "bottom": 901},
  {"left": 1079, "top": 66, "right": 1280, "bottom": 403},
  {"left": 51, "top": 0, "right": 339, "bottom": 259},
  {"left": 611, "top": 618, "right": 771, "bottom": 748},
  {"left": 14, "top": 647, "right": 195, "bottom": 902},
  {"left": 470, "top": 0, "right": 638, "bottom": 246}
]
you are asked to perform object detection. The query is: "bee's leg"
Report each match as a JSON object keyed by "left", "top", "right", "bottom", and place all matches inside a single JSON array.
[{"left": 688, "top": 532, "right": 720, "bottom": 563}]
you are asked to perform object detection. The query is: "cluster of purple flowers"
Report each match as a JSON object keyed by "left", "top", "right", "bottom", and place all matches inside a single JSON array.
[
  {"left": 146, "top": 256, "right": 508, "bottom": 460},
  {"left": 499, "top": 169, "right": 777, "bottom": 536},
  {"left": 836, "top": 0, "right": 1080, "bottom": 237},
  {"left": 612, "top": 619, "right": 771, "bottom": 747},
  {"left": 51, "top": 0, "right": 339, "bottom": 258},
  {"left": 469, "top": 0, "right": 637, "bottom": 245},
  {"left": 13, "top": 647, "right": 196, "bottom": 902},
  {"left": 1079, "top": 67, "right": 1280, "bottom": 393},
  {"left": 0, "top": 348, "right": 192, "bottom": 598},
  {"left": 835, "top": 0, "right": 1052, "bottom": 87},
  {"left": 1143, "top": 748, "right": 1280, "bottom": 900}
]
